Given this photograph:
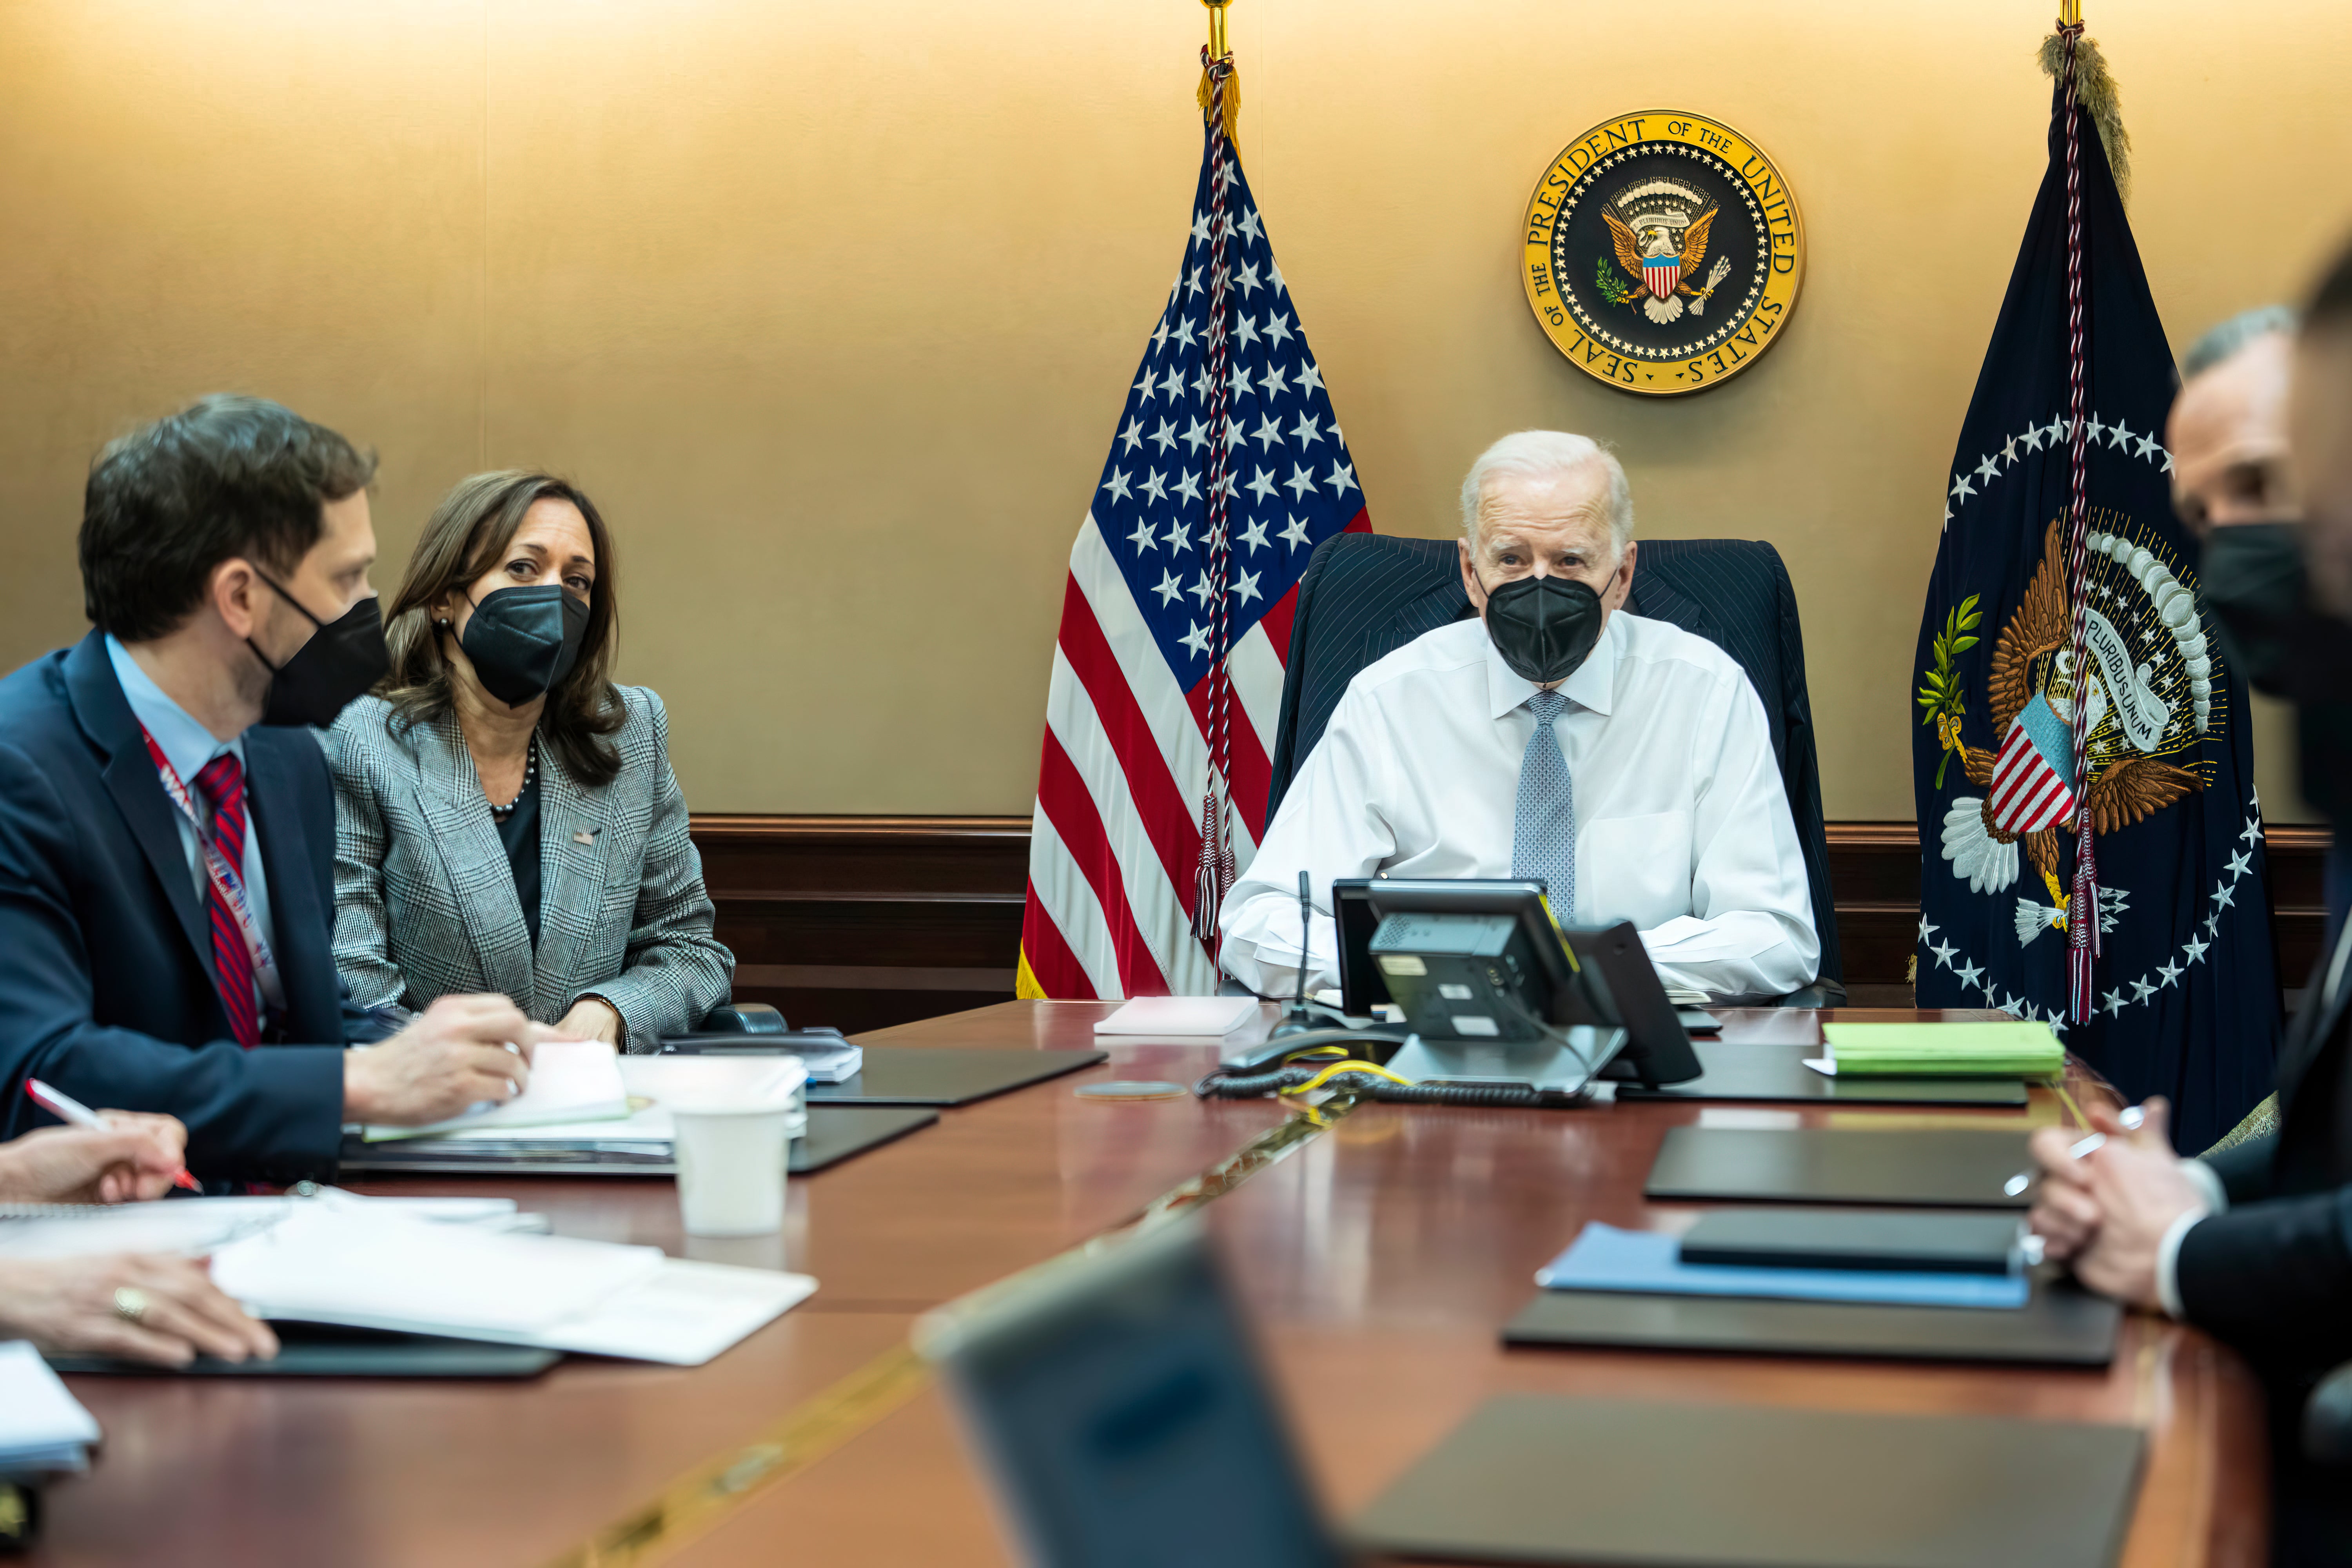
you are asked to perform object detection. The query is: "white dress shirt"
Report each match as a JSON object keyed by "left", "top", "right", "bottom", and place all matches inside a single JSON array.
[
  {"left": 1220, "top": 612, "right": 1819, "bottom": 1000},
  {"left": 105, "top": 634, "right": 278, "bottom": 962}
]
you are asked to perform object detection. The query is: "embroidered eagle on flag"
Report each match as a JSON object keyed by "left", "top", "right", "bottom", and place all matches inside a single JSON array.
[
  {"left": 1602, "top": 178, "right": 1722, "bottom": 325},
  {"left": 1934, "top": 518, "right": 2204, "bottom": 935}
]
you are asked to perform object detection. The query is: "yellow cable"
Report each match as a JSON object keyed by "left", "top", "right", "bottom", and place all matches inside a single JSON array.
[
  {"left": 2054, "top": 1082, "right": 2087, "bottom": 1131},
  {"left": 1279, "top": 1058, "right": 1413, "bottom": 1096}
]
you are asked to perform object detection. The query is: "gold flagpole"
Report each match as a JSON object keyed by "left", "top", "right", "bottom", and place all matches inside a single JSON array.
[
  {"left": 1196, "top": 0, "right": 1239, "bottom": 147},
  {"left": 2058, "top": 0, "right": 2081, "bottom": 25}
]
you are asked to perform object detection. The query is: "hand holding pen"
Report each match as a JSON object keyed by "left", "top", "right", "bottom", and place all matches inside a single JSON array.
[{"left": 9, "top": 1079, "right": 201, "bottom": 1202}]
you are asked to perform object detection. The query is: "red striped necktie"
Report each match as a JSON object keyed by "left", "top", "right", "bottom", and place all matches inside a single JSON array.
[{"left": 192, "top": 752, "right": 260, "bottom": 1047}]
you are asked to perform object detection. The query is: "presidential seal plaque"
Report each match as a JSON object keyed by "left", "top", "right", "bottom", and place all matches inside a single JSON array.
[{"left": 1522, "top": 111, "right": 1805, "bottom": 396}]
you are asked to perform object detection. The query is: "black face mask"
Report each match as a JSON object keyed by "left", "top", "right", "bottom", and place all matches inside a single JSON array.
[
  {"left": 457, "top": 584, "right": 589, "bottom": 708},
  {"left": 1481, "top": 573, "right": 1606, "bottom": 686},
  {"left": 2201, "top": 521, "right": 2309, "bottom": 699},
  {"left": 249, "top": 575, "right": 389, "bottom": 728},
  {"left": 2197, "top": 520, "right": 2352, "bottom": 828}
]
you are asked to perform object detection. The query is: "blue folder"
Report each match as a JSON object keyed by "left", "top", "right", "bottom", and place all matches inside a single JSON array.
[{"left": 1535, "top": 1223, "right": 2030, "bottom": 1310}]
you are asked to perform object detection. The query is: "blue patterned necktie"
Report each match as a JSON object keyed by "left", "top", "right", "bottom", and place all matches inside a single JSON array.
[{"left": 1513, "top": 689, "right": 1576, "bottom": 915}]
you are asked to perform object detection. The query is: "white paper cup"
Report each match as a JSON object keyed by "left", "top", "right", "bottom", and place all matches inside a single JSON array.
[{"left": 672, "top": 1105, "right": 791, "bottom": 1237}]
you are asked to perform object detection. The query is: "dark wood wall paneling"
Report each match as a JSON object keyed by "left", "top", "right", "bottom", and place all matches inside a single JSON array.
[{"left": 693, "top": 815, "right": 2335, "bottom": 1032}]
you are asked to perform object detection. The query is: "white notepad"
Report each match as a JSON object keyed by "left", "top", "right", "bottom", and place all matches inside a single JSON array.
[
  {"left": 1093, "top": 996, "right": 1262, "bottom": 1036},
  {"left": 363, "top": 1039, "right": 631, "bottom": 1142},
  {"left": 0, "top": 1341, "right": 101, "bottom": 1472}
]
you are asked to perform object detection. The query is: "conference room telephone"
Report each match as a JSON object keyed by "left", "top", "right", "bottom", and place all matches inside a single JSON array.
[{"left": 1204, "top": 878, "right": 1702, "bottom": 1103}]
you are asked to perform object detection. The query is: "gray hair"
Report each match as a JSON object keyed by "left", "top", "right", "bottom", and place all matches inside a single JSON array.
[
  {"left": 1458, "top": 430, "right": 1635, "bottom": 555},
  {"left": 2182, "top": 305, "right": 2299, "bottom": 380}
]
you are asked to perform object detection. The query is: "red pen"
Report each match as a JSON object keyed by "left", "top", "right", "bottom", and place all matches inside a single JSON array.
[{"left": 24, "top": 1078, "right": 201, "bottom": 1192}]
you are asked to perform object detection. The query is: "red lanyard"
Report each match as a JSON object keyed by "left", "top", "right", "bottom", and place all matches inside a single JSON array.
[{"left": 137, "top": 726, "right": 285, "bottom": 1013}]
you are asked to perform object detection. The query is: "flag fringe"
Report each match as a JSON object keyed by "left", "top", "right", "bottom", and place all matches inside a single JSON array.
[{"left": 2039, "top": 31, "right": 2130, "bottom": 205}]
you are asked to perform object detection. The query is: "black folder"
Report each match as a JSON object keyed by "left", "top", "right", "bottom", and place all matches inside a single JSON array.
[
  {"left": 1645, "top": 1126, "right": 2034, "bottom": 1209},
  {"left": 1351, "top": 1394, "right": 2143, "bottom": 1568},
  {"left": 793, "top": 1104, "right": 938, "bottom": 1171},
  {"left": 1678, "top": 1207, "right": 2025, "bottom": 1274},
  {"left": 804, "top": 1047, "right": 1108, "bottom": 1107},
  {"left": 1618, "top": 1040, "right": 2028, "bottom": 1107},
  {"left": 45, "top": 1321, "right": 561, "bottom": 1379},
  {"left": 1504, "top": 1276, "right": 2120, "bottom": 1367}
]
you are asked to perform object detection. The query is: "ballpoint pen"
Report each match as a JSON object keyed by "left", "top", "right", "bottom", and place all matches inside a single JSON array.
[
  {"left": 23, "top": 1078, "right": 202, "bottom": 1193},
  {"left": 2004, "top": 1103, "right": 2145, "bottom": 1197}
]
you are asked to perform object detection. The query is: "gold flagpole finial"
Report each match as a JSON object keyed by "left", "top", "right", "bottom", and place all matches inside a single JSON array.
[
  {"left": 2058, "top": 0, "right": 2082, "bottom": 26},
  {"left": 1203, "top": 0, "right": 1231, "bottom": 59}
]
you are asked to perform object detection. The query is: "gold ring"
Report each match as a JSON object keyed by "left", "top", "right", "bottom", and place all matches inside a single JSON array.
[{"left": 112, "top": 1285, "right": 150, "bottom": 1325}]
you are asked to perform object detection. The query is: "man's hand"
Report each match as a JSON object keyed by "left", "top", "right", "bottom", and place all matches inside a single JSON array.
[
  {"left": 2027, "top": 1098, "right": 2157, "bottom": 1261},
  {"left": 0, "top": 1116, "right": 189, "bottom": 1205},
  {"left": 2028, "top": 1098, "right": 2208, "bottom": 1310},
  {"left": 554, "top": 996, "right": 623, "bottom": 1047},
  {"left": 343, "top": 994, "right": 560, "bottom": 1125},
  {"left": 0, "top": 1253, "right": 279, "bottom": 1366}
]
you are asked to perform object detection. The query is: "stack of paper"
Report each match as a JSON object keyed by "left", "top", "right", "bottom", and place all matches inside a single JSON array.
[
  {"left": 0, "top": 1342, "right": 101, "bottom": 1472},
  {"left": 210, "top": 1205, "right": 811, "bottom": 1365},
  {"left": 1093, "top": 996, "right": 1261, "bottom": 1036},
  {"left": 1813, "top": 1021, "right": 2064, "bottom": 1079},
  {"left": 425, "top": 1056, "right": 809, "bottom": 1153},
  {"left": 363, "top": 1040, "right": 632, "bottom": 1142}
]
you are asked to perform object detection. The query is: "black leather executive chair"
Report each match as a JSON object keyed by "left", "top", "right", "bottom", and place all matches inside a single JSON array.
[{"left": 1261, "top": 532, "right": 1843, "bottom": 1005}]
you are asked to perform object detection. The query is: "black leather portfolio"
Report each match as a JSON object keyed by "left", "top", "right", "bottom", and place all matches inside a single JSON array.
[
  {"left": 45, "top": 1322, "right": 561, "bottom": 1379},
  {"left": 1351, "top": 1394, "right": 2143, "bottom": 1567},
  {"left": 1678, "top": 1207, "right": 2026, "bottom": 1274},
  {"left": 1618, "top": 1040, "right": 2028, "bottom": 1107},
  {"left": 1503, "top": 1277, "right": 2120, "bottom": 1367},
  {"left": 1644, "top": 1125, "right": 2034, "bottom": 1209},
  {"left": 804, "top": 1047, "right": 1108, "bottom": 1107},
  {"left": 792, "top": 1104, "right": 938, "bottom": 1172}
]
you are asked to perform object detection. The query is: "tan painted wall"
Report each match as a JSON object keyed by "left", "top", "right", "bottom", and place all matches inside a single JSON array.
[{"left": 0, "top": 0, "right": 2343, "bottom": 820}]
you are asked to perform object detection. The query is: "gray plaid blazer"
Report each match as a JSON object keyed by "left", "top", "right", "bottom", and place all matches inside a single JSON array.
[{"left": 323, "top": 686, "right": 732, "bottom": 1053}]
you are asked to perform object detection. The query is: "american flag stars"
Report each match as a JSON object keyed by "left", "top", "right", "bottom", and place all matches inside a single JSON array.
[{"left": 1089, "top": 187, "right": 1366, "bottom": 675}]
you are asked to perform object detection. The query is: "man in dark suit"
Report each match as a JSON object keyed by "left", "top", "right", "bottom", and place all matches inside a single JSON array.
[
  {"left": 2029, "top": 252, "right": 2352, "bottom": 1563},
  {"left": 0, "top": 396, "right": 561, "bottom": 1183}
]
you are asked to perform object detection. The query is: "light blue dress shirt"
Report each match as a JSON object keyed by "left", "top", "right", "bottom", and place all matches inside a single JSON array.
[{"left": 105, "top": 635, "right": 278, "bottom": 964}]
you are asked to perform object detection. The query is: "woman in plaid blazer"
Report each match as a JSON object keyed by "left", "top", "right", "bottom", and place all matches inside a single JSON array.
[{"left": 324, "top": 472, "right": 732, "bottom": 1053}]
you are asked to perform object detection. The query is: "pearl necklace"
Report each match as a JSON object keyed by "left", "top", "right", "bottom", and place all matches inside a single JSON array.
[{"left": 488, "top": 736, "right": 538, "bottom": 820}]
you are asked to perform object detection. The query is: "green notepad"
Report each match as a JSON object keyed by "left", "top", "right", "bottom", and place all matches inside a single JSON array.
[{"left": 1818, "top": 1021, "right": 2063, "bottom": 1078}]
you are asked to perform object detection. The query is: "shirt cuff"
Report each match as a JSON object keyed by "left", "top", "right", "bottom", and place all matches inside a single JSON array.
[
  {"left": 2180, "top": 1158, "right": 2229, "bottom": 1215},
  {"left": 2155, "top": 1207, "right": 2210, "bottom": 1321}
]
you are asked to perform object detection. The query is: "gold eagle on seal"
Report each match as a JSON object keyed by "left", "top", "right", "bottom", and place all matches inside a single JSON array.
[{"left": 1602, "top": 177, "right": 1724, "bottom": 326}]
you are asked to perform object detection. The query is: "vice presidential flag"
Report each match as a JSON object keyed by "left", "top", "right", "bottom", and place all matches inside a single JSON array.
[
  {"left": 1910, "top": 31, "right": 2277, "bottom": 1151},
  {"left": 1017, "top": 60, "right": 1370, "bottom": 1001}
]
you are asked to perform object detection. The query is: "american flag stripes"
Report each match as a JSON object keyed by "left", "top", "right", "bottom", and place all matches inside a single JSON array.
[
  {"left": 1987, "top": 693, "right": 2078, "bottom": 835},
  {"left": 1016, "top": 96, "right": 1370, "bottom": 1002}
]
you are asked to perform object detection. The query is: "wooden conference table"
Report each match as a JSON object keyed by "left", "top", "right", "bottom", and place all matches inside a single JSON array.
[{"left": 31, "top": 1004, "right": 2267, "bottom": 1567}]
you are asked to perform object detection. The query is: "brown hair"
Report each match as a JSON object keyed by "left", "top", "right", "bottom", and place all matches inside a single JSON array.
[{"left": 378, "top": 471, "right": 624, "bottom": 787}]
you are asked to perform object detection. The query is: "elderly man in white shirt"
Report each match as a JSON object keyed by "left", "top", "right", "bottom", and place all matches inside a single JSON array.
[{"left": 1220, "top": 430, "right": 1820, "bottom": 1001}]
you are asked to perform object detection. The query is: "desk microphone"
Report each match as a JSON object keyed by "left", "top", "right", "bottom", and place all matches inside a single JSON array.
[{"left": 1269, "top": 870, "right": 1320, "bottom": 1040}]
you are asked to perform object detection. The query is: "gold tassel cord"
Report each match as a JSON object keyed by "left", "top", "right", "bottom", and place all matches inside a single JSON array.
[
  {"left": 1196, "top": 54, "right": 1240, "bottom": 148},
  {"left": 2039, "top": 30, "right": 2131, "bottom": 206}
]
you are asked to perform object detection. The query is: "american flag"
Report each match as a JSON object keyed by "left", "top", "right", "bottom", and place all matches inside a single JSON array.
[
  {"left": 1988, "top": 692, "right": 2079, "bottom": 835},
  {"left": 1017, "top": 86, "right": 1370, "bottom": 1000}
]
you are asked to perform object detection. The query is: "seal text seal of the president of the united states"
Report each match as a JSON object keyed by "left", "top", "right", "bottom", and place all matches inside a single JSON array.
[{"left": 1522, "top": 111, "right": 1805, "bottom": 396}]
